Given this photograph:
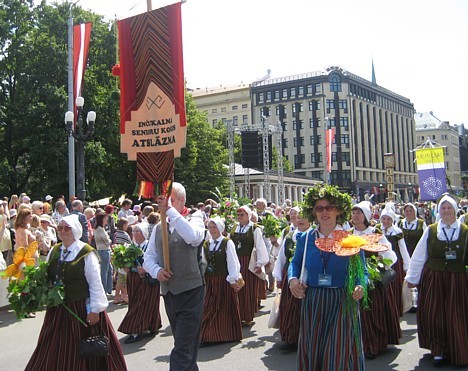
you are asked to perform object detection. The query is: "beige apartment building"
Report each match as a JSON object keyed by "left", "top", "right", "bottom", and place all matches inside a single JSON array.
[
  {"left": 191, "top": 66, "right": 418, "bottom": 201},
  {"left": 190, "top": 84, "right": 251, "bottom": 128},
  {"left": 414, "top": 111, "right": 463, "bottom": 190}
]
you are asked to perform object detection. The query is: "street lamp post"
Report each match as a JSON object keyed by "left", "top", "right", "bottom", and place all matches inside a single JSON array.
[
  {"left": 65, "top": 97, "right": 96, "bottom": 201},
  {"left": 408, "top": 182, "right": 413, "bottom": 202},
  {"left": 379, "top": 183, "right": 384, "bottom": 203}
]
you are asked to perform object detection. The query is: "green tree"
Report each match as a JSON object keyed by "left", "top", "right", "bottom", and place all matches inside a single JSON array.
[{"left": 175, "top": 93, "right": 229, "bottom": 205}]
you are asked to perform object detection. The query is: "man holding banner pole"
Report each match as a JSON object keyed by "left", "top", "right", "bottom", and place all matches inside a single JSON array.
[{"left": 144, "top": 182, "right": 206, "bottom": 371}]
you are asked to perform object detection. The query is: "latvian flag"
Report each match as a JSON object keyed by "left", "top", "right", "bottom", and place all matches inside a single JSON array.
[{"left": 73, "top": 22, "right": 92, "bottom": 121}]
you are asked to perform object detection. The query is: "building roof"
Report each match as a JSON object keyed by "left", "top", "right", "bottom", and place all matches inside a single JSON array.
[
  {"left": 189, "top": 83, "right": 249, "bottom": 97},
  {"left": 414, "top": 111, "right": 443, "bottom": 130}
]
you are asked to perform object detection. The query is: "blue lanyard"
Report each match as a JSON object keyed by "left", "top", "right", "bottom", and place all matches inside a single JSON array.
[{"left": 442, "top": 227, "right": 456, "bottom": 248}]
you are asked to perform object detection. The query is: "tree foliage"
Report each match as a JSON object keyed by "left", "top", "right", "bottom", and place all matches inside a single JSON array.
[
  {"left": 175, "top": 93, "right": 229, "bottom": 205},
  {"left": 0, "top": 1, "right": 233, "bottom": 204}
]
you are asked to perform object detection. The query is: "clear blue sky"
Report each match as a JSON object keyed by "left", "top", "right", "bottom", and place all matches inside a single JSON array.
[{"left": 62, "top": 0, "right": 468, "bottom": 126}]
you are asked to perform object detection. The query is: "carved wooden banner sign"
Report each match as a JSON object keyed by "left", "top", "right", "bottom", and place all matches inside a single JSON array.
[{"left": 114, "top": 2, "right": 185, "bottom": 198}]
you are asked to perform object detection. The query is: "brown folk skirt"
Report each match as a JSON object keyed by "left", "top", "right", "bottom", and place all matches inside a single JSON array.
[
  {"left": 200, "top": 275, "right": 242, "bottom": 343},
  {"left": 238, "top": 255, "right": 261, "bottom": 322},
  {"left": 118, "top": 271, "right": 161, "bottom": 335},
  {"left": 417, "top": 268, "right": 468, "bottom": 366},
  {"left": 26, "top": 299, "right": 127, "bottom": 371},
  {"left": 361, "top": 283, "right": 401, "bottom": 355},
  {"left": 279, "top": 268, "right": 301, "bottom": 344}
]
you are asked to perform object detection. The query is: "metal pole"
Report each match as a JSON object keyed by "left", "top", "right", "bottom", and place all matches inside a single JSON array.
[
  {"left": 75, "top": 108, "right": 85, "bottom": 200},
  {"left": 226, "top": 120, "right": 235, "bottom": 199},
  {"left": 67, "top": 6, "right": 76, "bottom": 200}
]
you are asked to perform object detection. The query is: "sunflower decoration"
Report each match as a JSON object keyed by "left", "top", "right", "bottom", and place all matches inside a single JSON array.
[
  {"left": 315, "top": 231, "right": 389, "bottom": 256},
  {"left": 3, "top": 241, "right": 38, "bottom": 279}
]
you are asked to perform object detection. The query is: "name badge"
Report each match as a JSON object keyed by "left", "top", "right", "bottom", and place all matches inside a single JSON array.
[
  {"left": 318, "top": 273, "right": 332, "bottom": 287},
  {"left": 445, "top": 250, "right": 457, "bottom": 260}
]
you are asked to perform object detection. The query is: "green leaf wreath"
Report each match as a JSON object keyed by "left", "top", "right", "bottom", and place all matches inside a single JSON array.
[
  {"left": 112, "top": 244, "right": 144, "bottom": 269},
  {"left": 7, "top": 261, "right": 64, "bottom": 319}
]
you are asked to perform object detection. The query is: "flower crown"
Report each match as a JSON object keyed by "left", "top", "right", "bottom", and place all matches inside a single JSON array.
[{"left": 301, "top": 184, "right": 352, "bottom": 224}]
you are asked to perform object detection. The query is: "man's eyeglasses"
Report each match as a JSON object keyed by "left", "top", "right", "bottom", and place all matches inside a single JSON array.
[
  {"left": 314, "top": 205, "right": 335, "bottom": 212},
  {"left": 57, "top": 225, "right": 72, "bottom": 232}
]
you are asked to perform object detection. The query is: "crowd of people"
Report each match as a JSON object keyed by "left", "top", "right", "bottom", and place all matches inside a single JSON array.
[{"left": 0, "top": 187, "right": 467, "bottom": 370}]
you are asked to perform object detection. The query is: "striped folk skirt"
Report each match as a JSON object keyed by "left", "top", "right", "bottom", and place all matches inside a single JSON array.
[
  {"left": 238, "top": 255, "right": 261, "bottom": 322},
  {"left": 417, "top": 268, "right": 468, "bottom": 366},
  {"left": 200, "top": 275, "right": 243, "bottom": 343},
  {"left": 361, "top": 283, "right": 401, "bottom": 356},
  {"left": 26, "top": 299, "right": 127, "bottom": 371},
  {"left": 389, "top": 259, "right": 405, "bottom": 316},
  {"left": 297, "top": 287, "right": 364, "bottom": 371},
  {"left": 279, "top": 269, "right": 301, "bottom": 344},
  {"left": 118, "top": 271, "right": 161, "bottom": 335}
]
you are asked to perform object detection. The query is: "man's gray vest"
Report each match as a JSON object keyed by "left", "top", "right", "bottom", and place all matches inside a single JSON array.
[{"left": 154, "top": 222, "right": 203, "bottom": 295}]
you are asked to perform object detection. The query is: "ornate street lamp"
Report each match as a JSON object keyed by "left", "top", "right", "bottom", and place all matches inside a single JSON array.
[{"left": 65, "top": 97, "right": 96, "bottom": 200}]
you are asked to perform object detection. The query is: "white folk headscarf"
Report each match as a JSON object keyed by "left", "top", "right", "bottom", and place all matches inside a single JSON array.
[
  {"left": 353, "top": 201, "right": 372, "bottom": 223},
  {"left": 61, "top": 214, "right": 82, "bottom": 241},
  {"left": 133, "top": 223, "right": 149, "bottom": 241},
  {"left": 209, "top": 216, "right": 225, "bottom": 234}
]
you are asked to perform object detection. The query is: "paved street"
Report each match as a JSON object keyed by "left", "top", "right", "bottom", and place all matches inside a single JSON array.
[{"left": 0, "top": 292, "right": 462, "bottom": 371}]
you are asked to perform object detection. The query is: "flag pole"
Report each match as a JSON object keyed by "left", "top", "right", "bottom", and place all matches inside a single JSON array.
[{"left": 146, "top": 0, "right": 171, "bottom": 272}]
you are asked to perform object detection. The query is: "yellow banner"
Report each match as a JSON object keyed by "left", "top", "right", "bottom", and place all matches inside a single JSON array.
[{"left": 415, "top": 147, "right": 444, "bottom": 167}]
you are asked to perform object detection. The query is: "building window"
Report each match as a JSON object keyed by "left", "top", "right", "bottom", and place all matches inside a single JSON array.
[
  {"left": 294, "top": 154, "right": 305, "bottom": 166},
  {"left": 329, "top": 73, "right": 342, "bottom": 92},
  {"left": 339, "top": 100, "right": 348, "bottom": 113},
  {"left": 326, "top": 99, "right": 335, "bottom": 113},
  {"left": 309, "top": 100, "right": 321, "bottom": 111},
  {"left": 311, "top": 153, "right": 323, "bottom": 163},
  {"left": 262, "top": 106, "right": 271, "bottom": 117},
  {"left": 340, "top": 117, "right": 349, "bottom": 129},
  {"left": 266, "top": 91, "right": 272, "bottom": 102},
  {"left": 298, "top": 86, "right": 304, "bottom": 97},
  {"left": 274, "top": 90, "right": 280, "bottom": 100},
  {"left": 242, "top": 103, "right": 248, "bottom": 109},
  {"left": 221, "top": 107, "right": 226, "bottom": 112},
  {"left": 212, "top": 108, "right": 217, "bottom": 113},
  {"left": 310, "top": 135, "right": 322, "bottom": 145},
  {"left": 341, "top": 134, "right": 350, "bottom": 147},
  {"left": 311, "top": 171, "right": 323, "bottom": 179},
  {"left": 292, "top": 103, "right": 303, "bottom": 113},
  {"left": 233, "top": 116, "right": 238, "bottom": 126},
  {"left": 282, "top": 89, "right": 288, "bottom": 99},
  {"left": 258, "top": 92, "right": 264, "bottom": 104},
  {"left": 283, "top": 138, "right": 288, "bottom": 148},
  {"left": 315, "top": 83, "right": 321, "bottom": 94},
  {"left": 306, "top": 84, "right": 313, "bottom": 95},
  {"left": 232, "top": 105, "right": 238, "bottom": 110},
  {"left": 290, "top": 87, "right": 296, "bottom": 98},
  {"left": 309, "top": 118, "right": 321, "bottom": 128},
  {"left": 212, "top": 119, "right": 217, "bottom": 125},
  {"left": 342, "top": 152, "right": 350, "bottom": 165},
  {"left": 293, "top": 120, "right": 304, "bottom": 130},
  {"left": 242, "top": 115, "right": 248, "bottom": 125},
  {"left": 293, "top": 137, "right": 305, "bottom": 147}
]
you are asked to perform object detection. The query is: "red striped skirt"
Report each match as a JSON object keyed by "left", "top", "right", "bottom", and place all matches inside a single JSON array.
[
  {"left": 279, "top": 269, "right": 301, "bottom": 344},
  {"left": 417, "top": 268, "right": 468, "bottom": 366},
  {"left": 200, "top": 275, "right": 242, "bottom": 342},
  {"left": 26, "top": 299, "right": 127, "bottom": 371},
  {"left": 238, "top": 255, "right": 261, "bottom": 322},
  {"left": 298, "top": 287, "right": 364, "bottom": 371},
  {"left": 118, "top": 271, "right": 161, "bottom": 334},
  {"left": 361, "top": 283, "right": 401, "bottom": 355},
  {"left": 389, "top": 260, "right": 405, "bottom": 316}
]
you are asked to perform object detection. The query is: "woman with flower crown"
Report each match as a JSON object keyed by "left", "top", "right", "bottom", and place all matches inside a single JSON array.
[
  {"left": 288, "top": 184, "right": 366, "bottom": 371},
  {"left": 26, "top": 214, "right": 127, "bottom": 370}
]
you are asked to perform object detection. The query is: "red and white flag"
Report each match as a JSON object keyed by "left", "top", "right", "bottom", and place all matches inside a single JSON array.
[
  {"left": 73, "top": 23, "right": 92, "bottom": 117},
  {"left": 325, "top": 128, "right": 335, "bottom": 173}
]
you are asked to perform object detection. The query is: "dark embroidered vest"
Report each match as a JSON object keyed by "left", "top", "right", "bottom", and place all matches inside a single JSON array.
[
  {"left": 230, "top": 223, "right": 259, "bottom": 257},
  {"left": 203, "top": 237, "right": 229, "bottom": 276},
  {"left": 425, "top": 223, "right": 467, "bottom": 273},
  {"left": 398, "top": 219, "right": 425, "bottom": 256},
  {"left": 48, "top": 243, "right": 95, "bottom": 303}
]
